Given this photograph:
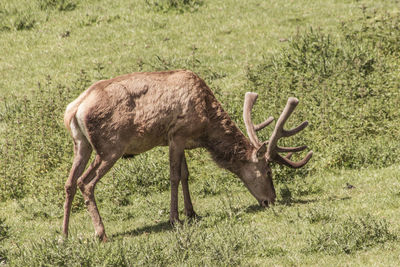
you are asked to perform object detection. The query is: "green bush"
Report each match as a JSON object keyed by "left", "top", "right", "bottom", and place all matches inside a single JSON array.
[
  {"left": 0, "top": 218, "right": 9, "bottom": 242},
  {"left": 146, "top": 53, "right": 226, "bottom": 85},
  {"left": 0, "top": 218, "right": 10, "bottom": 264},
  {"left": 37, "top": 0, "right": 77, "bottom": 11},
  {"left": 247, "top": 11, "right": 400, "bottom": 178},
  {"left": 7, "top": 221, "right": 266, "bottom": 266},
  {"left": 0, "top": 73, "right": 89, "bottom": 201},
  {"left": 145, "top": 0, "right": 203, "bottom": 13},
  {"left": 0, "top": 0, "right": 77, "bottom": 32},
  {"left": 0, "top": 5, "right": 35, "bottom": 31},
  {"left": 307, "top": 215, "right": 397, "bottom": 254},
  {"left": 301, "top": 206, "right": 337, "bottom": 224},
  {"left": 100, "top": 150, "right": 171, "bottom": 204}
]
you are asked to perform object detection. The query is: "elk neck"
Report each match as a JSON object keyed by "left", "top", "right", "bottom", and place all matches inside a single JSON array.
[{"left": 201, "top": 96, "right": 254, "bottom": 175}]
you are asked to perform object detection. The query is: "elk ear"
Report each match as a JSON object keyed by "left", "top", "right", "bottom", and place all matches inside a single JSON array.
[{"left": 256, "top": 142, "right": 267, "bottom": 160}]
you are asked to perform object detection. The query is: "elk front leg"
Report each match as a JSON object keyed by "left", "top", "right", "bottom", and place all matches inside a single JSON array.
[
  {"left": 168, "top": 138, "right": 185, "bottom": 225},
  {"left": 181, "top": 155, "right": 197, "bottom": 219}
]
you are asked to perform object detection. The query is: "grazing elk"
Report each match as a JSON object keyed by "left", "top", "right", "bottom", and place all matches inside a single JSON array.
[{"left": 62, "top": 70, "right": 312, "bottom": 241}]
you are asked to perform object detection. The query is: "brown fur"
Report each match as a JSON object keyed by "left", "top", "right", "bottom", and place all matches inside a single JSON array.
[{"left": 62, "top": 70, "right": 279, "bottom": 241}]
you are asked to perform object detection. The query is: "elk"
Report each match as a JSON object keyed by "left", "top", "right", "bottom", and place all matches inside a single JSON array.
[{"left": 62, "top": 70, "right": 312, "bottom": 241}]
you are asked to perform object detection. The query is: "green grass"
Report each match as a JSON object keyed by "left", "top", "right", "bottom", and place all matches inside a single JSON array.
[
  {"left": 1, "top": 0, "right": 398, "bottom": 96},
  {"left": 1, "top": 0, "right": 400, "bottom": 265},
  {"left": 1, "top": 166, "right": 400, "bottom": 266}
]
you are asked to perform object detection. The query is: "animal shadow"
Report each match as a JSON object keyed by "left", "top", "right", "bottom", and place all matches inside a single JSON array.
[
  {"left": 111, "top": 220, "right": 172, "bottom": 239},
  {"left": 111, "top": 215, "right": 203, "bottom": 240}
]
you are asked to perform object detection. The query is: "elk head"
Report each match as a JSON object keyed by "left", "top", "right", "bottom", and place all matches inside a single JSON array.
[{"left": 241, "top": 92, "right": 313, "bottom": 207}]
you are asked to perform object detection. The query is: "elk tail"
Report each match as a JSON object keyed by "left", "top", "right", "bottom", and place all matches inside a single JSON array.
[{"left": 64, "top": 88, "right": 92, "bottom": 133}]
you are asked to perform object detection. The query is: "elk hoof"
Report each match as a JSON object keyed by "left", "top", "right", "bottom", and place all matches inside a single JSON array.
[
  {"left": 260, "top": 200, "right": 270, "bottom": 207},
  {"left": 96, "top": 232, "right": 108, "bottom": 243},
  {"left": 58, "top": 236, "right": 66, "bottom": 245},
  {"left": 186, "top": 211, "right": 202, "bottom": 222},
  {"left": 169, "top": 218, "right": 183, "bottom": 227}
]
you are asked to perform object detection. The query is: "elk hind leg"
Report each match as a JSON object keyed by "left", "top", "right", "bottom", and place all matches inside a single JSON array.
[
  {"left": 63, "top": 118, "right": 92, "bottom": 238},
  {"left": 77, "top": 153, "right": 120, "bottom": 242}
]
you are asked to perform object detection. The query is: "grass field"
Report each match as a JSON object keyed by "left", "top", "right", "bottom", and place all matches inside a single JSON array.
[{"left": 1, "top": 0, "right": 400, "bottom": 266}]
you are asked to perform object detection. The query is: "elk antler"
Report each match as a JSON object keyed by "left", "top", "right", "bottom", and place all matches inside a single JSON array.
[
  {"left": 243, "top": 92, "right": 274, "bottom": 146},
  {"left": 243, "top": 93, "right": 313, "bottom": 168}
]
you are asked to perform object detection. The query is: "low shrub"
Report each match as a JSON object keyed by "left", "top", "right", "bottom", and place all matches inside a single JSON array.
[
  {"left": 7, "top": 221, "right": 266, "bottom": 266},
  {"left": 247, "top": 11, "right": 400, "bottom": 180},
  {"left": 100, "top": 150, "right": 170, "bottom": 204},
  {"left": 37, "top": 0, "right": 77, "bottom": 12},
  {"left": 0, "top": 6, "right": 35, "bottom": 31},
  {"left": 0, "top": 218, "right": 10, "bottom": 264},
  {"left": 0, "top": 73, "right": 89, "bottom": 201},
  {"left": 301, "top": 206, "right": 337, "bottom": 224},
  {"left": 0, "top": 218, "right": 9, "bottom": 242},
  {"left": 307, "top": 214, "right": 397, "bottom": 254},
  {"left": 145, "top": 0, "right": 203, "bottom": 13}
]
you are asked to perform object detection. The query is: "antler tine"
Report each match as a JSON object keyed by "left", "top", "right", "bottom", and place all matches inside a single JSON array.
[
  {"left": 267, "top": 97, "right": 300, "bottom": 156},
  {"left": 276, "top": 145, "right": 308, "bottom": 153},
  {"left": 282, "top": 121, "right": 309, "bottom": 137},
  {"left": 267, "top": 97, "right": 312, "bottom": 168},
  {"left": 243, "top": 92, "right": 274, "bottom": 147},
  {"left": 274, "top": 151, "right": 313, "bottom": 169},
  {"left": 254, "top": 116, "right": 274, "bottom": 131},
  {"left": 243, "top": 92, "right": 260, "bottom": 146}
]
